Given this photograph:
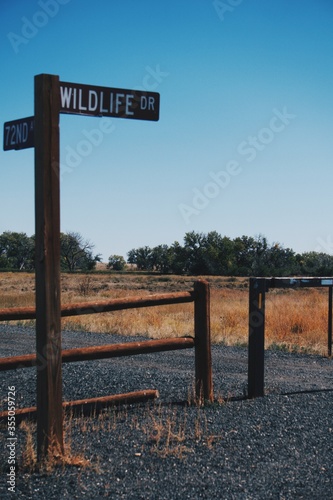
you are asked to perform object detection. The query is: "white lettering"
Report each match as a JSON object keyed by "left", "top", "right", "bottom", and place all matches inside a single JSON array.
[
  {"left": 22, "top": 122, "right": 28, "bottom": 142},
  {"left": 88, "top": 90, "right": 98, "bottom": 111},
  {"left": 16, "top": 124, "right": 22, "bottom": 144},
  {"left": 78, "top": 89, "right": 87, "bottom": 111},
  {"left": 115, "top": 93, "right": 124, "bottom": 114},
  {"left": 60, "top": 86, "right": 72, "bottom": 108},
  {"left": 148, "top": 96, "right": 155, "bottom": 110},
  {"left": 11, "top": 122, "right": 29, "bottom": 145},
  {"left": 99, "top": 91, "right": 108, "bottom": 113},
  {"left": 141, "top": 96, "right": 148, "bottom": 110},
  {"left": 10, "top": 125, "right": 15, "bottom": 145},
  {"left": 73, "top": 87, "right": 77, "bottom": 109},
  {"left": 125, "top": 94, "right": 134, "bottom": 115},
  {"left": 4, "top": 126, "right": 10, "bottom": 146}
]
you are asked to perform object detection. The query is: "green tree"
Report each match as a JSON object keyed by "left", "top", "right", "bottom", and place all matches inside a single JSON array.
[
  {"left": 182, "top": 231, "right": 235, "bottom": 275},
  {"left": 107, "top": 255, "right": 126, "bottom": 271},
  {"left": 232, "top": 235, "right": 257, "bottom": 276},
  {"left": 169, "top": 241, "right": 188, "bottom": 274},
  {"left": 299, "top": 252, "right": 333, "bottom": 276},
  {"left": 183, "top": 231, "right": 206, "bottom": 274},
  {"left": 124, "top": 232, "right": 333, "bottom": 277},
  {"left": 265, "top": 243, "right": 299, "bottom": 276},
  {"left": 127, "top": 246, "right": 153, "bottom": 271},
  {"left": 203, "top": 232, "right": 234, "bottom": 275},
  {"left": 251, "top": 234, "right": 270, "bottom": 275},
  {"left": 0, "top": 231, "right": 34, "bottom": 270},
  {"left": 150, "top": 244, "right": 173, "bottom": 273},
  {"left": 60, "top": 232, "right": 101, "bottom": 272}
]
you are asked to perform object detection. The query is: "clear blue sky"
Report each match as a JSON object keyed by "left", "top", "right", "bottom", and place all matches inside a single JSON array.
[{"left": 1, "top": 0, "right": 333, "bottom": 261}]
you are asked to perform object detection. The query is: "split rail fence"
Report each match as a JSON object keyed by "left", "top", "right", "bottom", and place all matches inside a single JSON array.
[{"left": 0, "top": 279, "right": 213, "bottom": 422}]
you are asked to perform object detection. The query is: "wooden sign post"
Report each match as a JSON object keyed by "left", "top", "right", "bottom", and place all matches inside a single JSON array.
[
  {"left": 34, "top": 74, "right": 63, "bottom": 460},
  {"left": 3, "top": 73, "right": 160, "bottom": 461}
]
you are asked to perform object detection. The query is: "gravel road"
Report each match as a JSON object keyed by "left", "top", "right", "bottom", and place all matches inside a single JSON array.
[{"left": 0, "top": 325, "right": 332, "bottom": 499}]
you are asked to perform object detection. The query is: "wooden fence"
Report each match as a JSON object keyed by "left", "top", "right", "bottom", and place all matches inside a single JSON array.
[
  {"left": 0, "top": 279, "right": 213, "bottom": 423},
  {"left": 248, "top": 277, "right": 333, "bottom": 398}
]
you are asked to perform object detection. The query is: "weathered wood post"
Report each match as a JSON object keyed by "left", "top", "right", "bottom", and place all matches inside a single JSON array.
[
  {"left": 34, "top": 74, "right": 63, "bottom": 460},
  {"left": 248, "top": 278, "right": 266, "bottom": 398},
  {"left": 194, "top": 280, "right": 213, "bottom": 403}
]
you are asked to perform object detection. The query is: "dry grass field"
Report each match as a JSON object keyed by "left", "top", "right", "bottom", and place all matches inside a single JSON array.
[{"left": 0, "top": 272, "right": 331, "bottom": 355}]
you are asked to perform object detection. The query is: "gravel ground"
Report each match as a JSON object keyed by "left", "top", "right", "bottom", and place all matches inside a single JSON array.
[{"left": 0, "top": 324, "right": 332, "bottom": 499}]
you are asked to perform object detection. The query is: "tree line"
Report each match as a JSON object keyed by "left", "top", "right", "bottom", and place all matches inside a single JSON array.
[
  {"left": 2, "top": 229, "right": 333, "bottom": 276},
  {"left": 125, "top": 231, "right": 333, "bottom": 277},
  {"left": 0, "top": 231, "right": 100, "bottom": 272}
]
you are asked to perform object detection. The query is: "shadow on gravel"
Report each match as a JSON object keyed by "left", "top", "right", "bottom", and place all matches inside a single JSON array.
[{"left": 281, "top": 387, "right": 333, "bottom": 396}]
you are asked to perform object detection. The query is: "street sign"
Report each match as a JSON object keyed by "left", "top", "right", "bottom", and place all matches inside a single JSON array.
[
  {"left": 59, "top": 81, "right": 160, "bottom": 121},
  {"left": 3, "top": 80, "right": 160, "bottom": 151},
  {"left": 3, "top": 116, "right": 34, "bottom": 151}
]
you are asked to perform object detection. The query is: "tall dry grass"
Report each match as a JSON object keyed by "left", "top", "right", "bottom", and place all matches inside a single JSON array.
[
  {"left": 265, "top": 289, "right": 329, "bottom": 354},
  {"left": 0, "top": 273, "right": 331, "bottom": 355}
]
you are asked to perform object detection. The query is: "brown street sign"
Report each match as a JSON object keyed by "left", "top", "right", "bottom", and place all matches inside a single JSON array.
[
  {"left": 3, "top": 116, "right": 34, "bottom": 151},
  {"left": 60, "top": 81, "right": 160, "bottom": 121},
  {"left": 3, "top": 79, "right": 160, "bottom": 152}
]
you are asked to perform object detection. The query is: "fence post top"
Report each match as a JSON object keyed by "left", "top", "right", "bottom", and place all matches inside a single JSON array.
[{"left": 194, "top": 279, "right": 209, "bottom": 287}]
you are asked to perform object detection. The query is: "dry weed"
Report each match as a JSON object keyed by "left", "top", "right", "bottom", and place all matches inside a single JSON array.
[
  {"left": 142, "top": 402, "right": 223, "bottom": 458},
  {"left": 143, "top": 404, "right": 191, "bottom": 458},
  {"left": 18, "top": 416, "right": 91, "bottom": 473}
]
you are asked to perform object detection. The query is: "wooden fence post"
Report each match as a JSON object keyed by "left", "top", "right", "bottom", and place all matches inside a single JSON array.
[
  {"left": 35, "top": 74, "right": 63, "bottom": 460},
  {"left": 194, "top": 280, "right": 213, "bottom": 403},
  {"left": 248, "top": 278, "right": 266, "bottom": 398}
]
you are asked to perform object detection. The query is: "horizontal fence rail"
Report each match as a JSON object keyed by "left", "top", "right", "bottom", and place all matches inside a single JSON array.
[
  {"left": 0, "top": 337, "right": 195, "bottom": 371},
  {"left": 0, "top": 291, "right": 196, "bottom": 321},
  {"left": 0, "top": 390, "right": 159, "bottom": 423}
]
